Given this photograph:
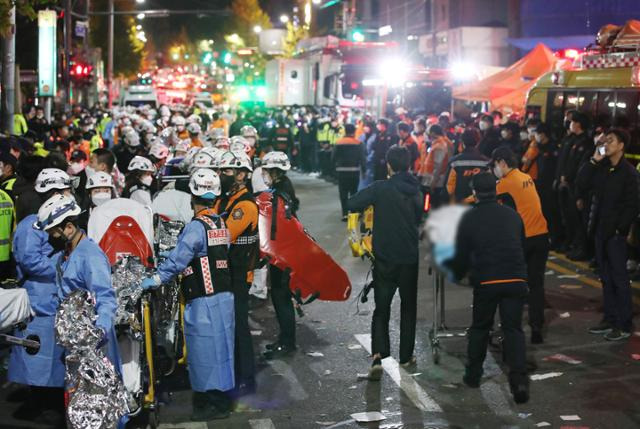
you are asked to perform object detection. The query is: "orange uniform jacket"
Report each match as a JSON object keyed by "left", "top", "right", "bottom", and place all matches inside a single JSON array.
[{"left": 496, "top": 168, "right": 548, "bottom": 238}]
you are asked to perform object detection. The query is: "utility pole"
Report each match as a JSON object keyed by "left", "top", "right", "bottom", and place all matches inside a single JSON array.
[
  {"left": 1, "top": 6, "right": 15, "bottom": 134},
  {"left": 64, "top": 0, "right": 73, "bottom": 111},
  {"left": 107, "top": 0, "right": 114, "bottom": 108}
]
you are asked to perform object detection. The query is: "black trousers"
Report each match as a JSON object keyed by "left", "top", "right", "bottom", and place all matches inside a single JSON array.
[
  {"left": 337, "top": 171, "right": 360, "bottom": 216},
  {"left": 371, "top": 259, "right": 418, "bottom": 363},
  {"left": 467, "top": 282, "right": 527, "bottom": 379},
  {"left": 524, "top": 234, "right": 549, "bottom": 332},
  {"left": 300, "top": 141, "right": 315, "bottom": 172},
  {"left": 595, "top": 232, "right": 633, "bottom": 331},
  {"left": 269, "top": 264, "right": 296, "bottom": 347},
  {"left": 232, "top": 277, "right": 255, "bottom": 385},
  {"left": 537, "top": 184, "right": 563, "bottom": 246}
]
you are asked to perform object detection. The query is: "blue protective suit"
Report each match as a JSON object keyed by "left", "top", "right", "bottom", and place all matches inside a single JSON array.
[
  {"left": 158, "top": 218, "right": 235, "bottom": 393},
  {"left": 57, "top": 237, "right": 121, "bottom": 372},
  {"left": 8, "top": 214, "right": 65, "bottom": 387}
]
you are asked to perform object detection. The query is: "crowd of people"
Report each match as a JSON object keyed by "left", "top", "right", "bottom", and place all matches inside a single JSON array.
[{"left": 1, "top": 98, "right": 638, "bottom": 422}]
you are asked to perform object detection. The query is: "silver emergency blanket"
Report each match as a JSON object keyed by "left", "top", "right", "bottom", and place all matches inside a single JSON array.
[
  {"left": 111, "top": 256, "right": 146, "bottom": 326},
  {"left": 157, "top": 220, "right": 185, "bottom": 252},
  {"left": 55, "top": 290, "right": 128, "bottom": 429}
]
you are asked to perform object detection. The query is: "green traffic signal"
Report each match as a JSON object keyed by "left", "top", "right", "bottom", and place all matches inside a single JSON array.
[
  {"left": 351, "top": 29, "right": 365, "bottom": 42},
  {"left": 223, "top": 52, "right": 232, "bottom": 64}
]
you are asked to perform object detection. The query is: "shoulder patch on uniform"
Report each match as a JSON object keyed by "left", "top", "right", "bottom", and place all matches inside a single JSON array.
[{"left": 232, "top": 207, "right": 244, "bottom": 220}]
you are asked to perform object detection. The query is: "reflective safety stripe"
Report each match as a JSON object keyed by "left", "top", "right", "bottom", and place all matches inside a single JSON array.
[
  {"left": 450, "top": 160, "right": 488, "bottom": 168},
  {"left": 0, "top": 201, "right": 12, "bottom": 209},
  {"left": 200, "top": 256, "right": 214, "bottom": 294},
  {"left": 235, "top": 234, "right": 258, "bottom": 245},
  {"left": 198, "top": 216, "right": 217, "bottom": 230},
  {"left": 0, "top": 239, "right": 10, "bottom": 245}
]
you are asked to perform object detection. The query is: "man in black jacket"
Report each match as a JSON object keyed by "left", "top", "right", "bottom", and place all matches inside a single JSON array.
[
  {"left": 348, "top": 145, "right": 422, "bottom": 379},
  {"left": 371, "top": 119, "right": 396, "bottom": 181},
  {"left": 447, "top": 172, "right": 529, "bottom": 404},
  {"left": 577, "top": 128, "right": 640, "bottom": 341}
]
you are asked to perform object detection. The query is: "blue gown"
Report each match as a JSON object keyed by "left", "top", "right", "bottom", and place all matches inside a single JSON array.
[
  {"left": 8, "top": 214, "right": 65, "bottom": 387},
  {"left": 158, "top": 219, "right": 235, "bottom": 393},
  {"left": 57, "top": 237, "right": 121, "bottom": 372}
]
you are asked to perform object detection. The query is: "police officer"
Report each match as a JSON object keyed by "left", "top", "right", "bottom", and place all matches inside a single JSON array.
[
  {"left": 0, "top": 152, "right": 18, "bottom": 201},
  {"left": 141, "top": 169, "right": 235, "bottom": 421},
  {"left": 446, "top": 172, "right": 529, "bottom": 404},
  {"left": 7, "top": 169, "right": 71, "bottom": 425},
  {"left": 492, "top": 147, "right": 549, "bottom": 344},
  {"left": 260, "top": 152, "right": 300, "bottom": 359},
  {"left": 0, "top": 185, "right": 13, "bottom": 281},
  {"left": 215, "top": 151, "right": 259, "bottom": 395},
  {"left": 445, "top": 128, "right": 489, "bottom": 203}
]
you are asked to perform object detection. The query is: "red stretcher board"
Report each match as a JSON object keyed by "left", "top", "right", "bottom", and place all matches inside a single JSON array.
[{"left": 257, "top": 192, "right": 351, "bottom": 302}]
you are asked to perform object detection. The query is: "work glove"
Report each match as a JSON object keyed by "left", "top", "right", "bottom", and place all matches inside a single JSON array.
[{"left": 141, "top": 274, "right": 161, "bottom": 290}]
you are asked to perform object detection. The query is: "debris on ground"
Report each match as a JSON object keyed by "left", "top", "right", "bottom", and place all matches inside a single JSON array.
[
  {"left": 350, "top": 411, "right": 386, "bottom": 422},
  {"left": 307, "top": 351, "right": 325, "bottom": 357},
  {"left": 543, "top": 354, "right": 582, "bottom": 365},
  {"left": 530, "top": 372, "right": 563, "bottom": 381}
]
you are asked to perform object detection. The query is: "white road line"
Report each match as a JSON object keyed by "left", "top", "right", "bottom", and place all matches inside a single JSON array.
[
  {"left": 267, "top": 359, "right": 309, "bottom": 400},
  {"left": 158, "top": 422, "right": 208, "bottom": 429},
  {"left": 249, "top": 418, "right": 277, "bottom": 429},
  {"left": 481, "top": 352, "right": 516, "bottom": 417},
  {"left": 354, "top": 333, "right": 443, "bottom": 412}
]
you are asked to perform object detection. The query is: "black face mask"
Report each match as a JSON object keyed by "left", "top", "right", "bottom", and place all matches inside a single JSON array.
[
  {"left": 48, "top": 234, "right": 68, "bottom": 252},
  {"left": 220, "top": 174, "right": 236, "bottom": 194}
]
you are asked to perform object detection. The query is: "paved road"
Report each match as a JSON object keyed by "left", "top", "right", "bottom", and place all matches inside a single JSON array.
[{"left": 2, "top": 171, "right": 640, "bottom": 429}]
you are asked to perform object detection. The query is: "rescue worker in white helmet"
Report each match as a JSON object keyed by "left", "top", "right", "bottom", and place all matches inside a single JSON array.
[
  {"left": 259, "top": 152, "right": 300, "bottom": 360},
  {"left": 123, "top": 156, "right": 155, "bottom": 206},
  {"left": 188, "top": 122, "right": 204, "bottom": 148},
  {"left": 141, "top": 169, "right": 235, "bottom": 421},
  {"left": 214, "top": 151, "right": 259, "bottom": 396},
  {"left": 114, "top": 126, "right": 145, "bottom": 174},
  {"left": 240, "top": 125, "right": 258, "bottom": 157},
  {"left": 172, "top": 115, "right": 188, "bottom": 139},
  {"left": 35, "top": 194, "right": 120, "bottom": 372},
  {"left": 7, "top": 169, "right": 72, "bottom": 425},
  {"left": 78, "top": 171, "right": 116, "bottom": 230}
]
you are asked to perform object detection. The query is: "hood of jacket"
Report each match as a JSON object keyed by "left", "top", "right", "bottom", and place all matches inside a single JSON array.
[{"left": 390, "top": 171, "right": 420, "bottom": 196}]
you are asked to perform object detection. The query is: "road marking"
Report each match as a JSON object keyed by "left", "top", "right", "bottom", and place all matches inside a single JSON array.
[
  {"left": 354, "top": 333, "right": 442, "bottom": 412},
  {"left": 249, "top": 418, "right": 277, "bottom": 429},
  {"left": 267, "top": 359, "right": 309, "bottom": 400},
  {"left": 480, "top": 353, "right": 516, "bottom": 417},
  {"left": 158, "top": 423, "right": 207, "bottom": 429}
]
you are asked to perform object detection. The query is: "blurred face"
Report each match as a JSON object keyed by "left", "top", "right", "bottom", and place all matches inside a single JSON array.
[
  {"left": 604, "top": 133, "right": 624, "bottom": 157},
  {"left": 376, "top": 123, "right": 386, "bottom": 133},
  {"left": 569, "top": 120, "right": 581, "bottom": 134},
  {"left": 398, "top": 129, "right": 408, "bottom": 139}
]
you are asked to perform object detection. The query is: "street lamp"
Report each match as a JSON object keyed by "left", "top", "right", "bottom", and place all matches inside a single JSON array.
[
  {"left": 136, "top": 13, "right": 145, "bottom": 20},
  {"left": 312, "top": 0, "right": 322, "bottom": 4},
  {"left": 253, "top": 25, "right": 262, "bottom": 34},
  {"left": 280, "top": 14, "right": 289, "bottom": 24},
  {"left": 136, "top": 0, "right": 145, "bottom": 3}
]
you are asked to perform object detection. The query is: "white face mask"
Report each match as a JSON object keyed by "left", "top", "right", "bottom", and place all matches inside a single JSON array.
[
  {"left": 141, "top": 175, "right": 153, "bottom": 187},
  {"left": 534, "top": 133, "right": 542, "bottom": 143},
  {"left": 479, "top": 121, "right": 490, "bottom": 131},
  {"left": 262, "top": 171, "right": 273, "bottom": 187},
  {"left": 519, "top": 131, "right": 529, "bottom": 141},
  {"left": 500, "top": 129, "right": 509, "bottom": 139},
  {"left": 84, "top": 165, "right": 97, "bottom": 177},
  {"left": 68, "top": 162, "right": 85, "bottom": 175},
  {"left": 91, "top": 191, "right": 111, "bottom": 206},
  {"left": 493, "top": 165, "right": 503, "bottom": 179}
]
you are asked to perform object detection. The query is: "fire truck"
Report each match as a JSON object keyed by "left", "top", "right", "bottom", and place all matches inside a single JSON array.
[{"left": 526, "top": 20, "right": 640, "bottom": 160}]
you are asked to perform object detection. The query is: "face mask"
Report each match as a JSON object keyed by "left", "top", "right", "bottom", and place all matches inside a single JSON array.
[
  {"left": 91, "top": 191, "right": 111, "bottom": 206},
  {"left": 220, "top": 173, "right": 236, "bottom": 193},
  {"left": 262, "top": 171, "right": 273, "bottom": 187},
  {"left": 519, "top": 131, "right": 529, "bottom": 141},
  {"left": 141, "top": 175, "right": 153, "bottom": 187},
  {"left": 493, "top": 165, "right": 503, "bottom": 179},
  {"left": 177, "top": 125, "right": 185, "bottom": 132},
  {"left": 68, "top": 162, "right": 85, "bottom": 175},
  {"left": 48, "top": 234, "right": 68, "bottom": 252},
  {"left": 479, "top": 121, "right": 490, "bottom": 131},
  {"left": 500, "top": 130, "right": 509, "bottom": 139},
  {"left": 36, "top": 113, "right": 44, "bottom": 119},
  {"left": 85, "top": 165, "right": 97, "bottom": 177},
  {"left": 534, "top": 133, "right": 543, "bottom": 143}
]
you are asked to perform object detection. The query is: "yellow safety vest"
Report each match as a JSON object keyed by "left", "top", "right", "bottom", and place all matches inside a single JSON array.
[
  {"left": 0, "top": 189, "right": 14, "bottom": 262},
  {"left": 13, "top": 114, "right": 28, "bottom": 136},
  {"left": 90, "top": 134, "right": 103, "bottom": 152},
  {"left": 316, "top": 123, "right": 330, "bottom": 142}
]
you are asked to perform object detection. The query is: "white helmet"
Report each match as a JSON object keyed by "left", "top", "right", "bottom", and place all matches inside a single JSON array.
[
  {"left": 190, "top": 151, "right": 217, "bottom": 171},
  {"left": 123, "top": 130, "right": 141, "bottom": 147},
  {"left": 189, "top": 168, "right": 221, "bottom": 199},
  {"left": 172, "top": 116, "right": 186, "bottom": 127},
  {"left": 128, "top": 156, "right": 156, "bottom": 173},
  {"left": 214, "top": 136, "right": 230, "bottom": 150},
  {"left": 261, "top": 151, "right": 291, "bottom": 171},
  {"left": 175, "top": 140, "right": 190, "bottom": 154},
  {"left": 86, "top": 171, "right": 115, "bottom": 190},
  {"left": 207, "top": 128, "right": 225, "bottom": 140},
  {"left": 35, "top": 194, "right": 82, "bottom": 231},
  {"left": 187, "top": 114, "right": 201, "bottom": 124},
  {"left": 187, "top": 122, "right": 201, "bottom": 135},
  {"left": 149, "top": 143, "right": 170, "bottom": 160},
  {"left": 35, "top": 168, "right": 72, "bottom": 193},
  {"left": 229, "top": 136, "right": 251, "bottom": 154},
  {"left": 219, "top": 151, "right": 253, "bottom": 172},
  {"left": 182, "top": 146, "right": 201, "bottom": 167},
  {"left": 240, "top": 125, "right": 258, "bottom": 147}
]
